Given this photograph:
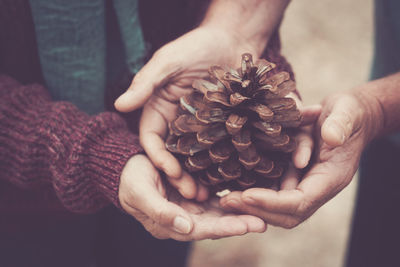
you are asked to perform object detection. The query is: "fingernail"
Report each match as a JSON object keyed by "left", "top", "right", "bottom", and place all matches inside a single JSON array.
[{"left": 173, "top": 216, "right": 191, "bottom": 234}]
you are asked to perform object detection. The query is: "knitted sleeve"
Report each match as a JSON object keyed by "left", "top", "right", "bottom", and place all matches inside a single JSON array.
[{"left": 0, "top": 75, "right": 143, "bottom": 213}]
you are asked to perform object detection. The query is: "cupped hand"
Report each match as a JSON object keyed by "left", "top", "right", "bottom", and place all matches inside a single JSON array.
[
  {"left": 119, "top": 154, "right": 266, "bottom": 240},
  {"left": 115, "top": 26, "right": 263, "bottom": 198},
  {"left": 220, "top": 90, "right": 383, "bottom": 228}
]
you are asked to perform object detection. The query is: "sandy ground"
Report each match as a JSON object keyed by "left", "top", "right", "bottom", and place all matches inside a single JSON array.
[{"left": 188, "top": 1, "right": 373, "bottom": 266}]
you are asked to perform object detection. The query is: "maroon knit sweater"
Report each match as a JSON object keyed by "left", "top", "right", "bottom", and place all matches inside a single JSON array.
[
  {"left": 0, "top": 75, "right": 142, "bottom": 212},
  {"left": 0, "top": 0, "right": 145, "bottom": 233},
  {"left": 0, "top": 0, "right": 293, "bottom": 233}
]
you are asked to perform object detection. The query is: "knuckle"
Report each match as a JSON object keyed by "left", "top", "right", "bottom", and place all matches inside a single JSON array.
[
  {"left": 119, "top": 192, "right": 136, "bottom": 211},
  {"left": 294, "top": 199, "right": 310, "bottom": 217},
  {"left": 281, "top": 217, "right": 301, "bottom": 229},
  {"left": 280, "top": 200, "right": 309, "bottom": 229}
]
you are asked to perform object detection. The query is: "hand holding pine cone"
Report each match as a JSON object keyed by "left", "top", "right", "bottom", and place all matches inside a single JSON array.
[{"left": 165, "top": 53, "right": 302, "bottom": 192}]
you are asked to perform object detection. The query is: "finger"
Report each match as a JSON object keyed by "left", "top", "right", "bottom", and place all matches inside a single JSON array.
[
  {"left": 299, "top": 104, "right": 322, "bottom": 126},
  {"left": 141, "top": 131, "right": 182, "bottom": 179},
  {"left": 292, "top": 127, "right": 313, "bottom": 169},
  {"left": 280, "top": 165, "right": 301, "bottom": 190},
  {"left": 136, "top": 182, "right": 194, "bottom": 235},
  {"left": 167, "top": 171, "right": 198, "bottom": 200},
  {"left": 237, "top": 215, "right": 267, "bottom": 233},
  {"left": 114, "top": 53, "right": 177, "bottom": 112},
  {"left": 140, "top": 107, "right": 182, "bottom": 178},
  {"left": 176, "top": 197, "right": 266, "bottom": 240},
  {"left": 219, "top": 191, "right": 243, "bottom": 211},
  {"left": 239, "top": 163, "right": 346, "bottom": 216},
  {"left": 122, "top": 156, "right": 194, "bottom": 235},
  {"left": 197, "top": 216, "right": 248, "bottom": 238},
  {"left": 220, "top": 195, "right": 299, "bottom": 229},
  {"left": 296, "top": 163, "right": 350, "bottom": 210},
  {"left": 228, "top": 188, "right": 304, "bottom": 215},
  {"left": 189, "top": 213, "right": 266, "bottom": 240},
  {"left": 321, "top": 96, "right": 362, "bottom": 147},
  {"left": 195, "top": 183, "right": 209, "bottom": 202},
  {"left": 286, "top": 92, "right": 321, "bottom": 126}
]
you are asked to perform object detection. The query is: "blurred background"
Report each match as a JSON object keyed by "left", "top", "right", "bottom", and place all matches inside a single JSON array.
[{"left": 188, "top": 0, "right": 373, "bottom": 266}]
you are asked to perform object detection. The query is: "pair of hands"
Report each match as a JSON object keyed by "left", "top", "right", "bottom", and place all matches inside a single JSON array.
[
  {"left": 115, "top": 26, "right": 269, "bottom": 240},
  {"left": 114, "top": 26, "right": 383, "bottom": 239},
  {"left": 118, "top": 154, "right": 266, "bottom": 240}
]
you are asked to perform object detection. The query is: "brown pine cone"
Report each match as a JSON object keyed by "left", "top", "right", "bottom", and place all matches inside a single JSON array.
[{"left": 165, "top": 53, "right": 301, "bottom": 192}]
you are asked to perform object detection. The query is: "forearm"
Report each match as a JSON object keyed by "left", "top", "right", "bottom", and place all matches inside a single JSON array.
[
  {"left": 0, "top": 75, "right": 142, "bottom": 213},
  {"left": 200, "top": 0, "right": 290, "bottom": 56},
  {"left": 355, "top": 72, "right": 400, "bottom": 139}
]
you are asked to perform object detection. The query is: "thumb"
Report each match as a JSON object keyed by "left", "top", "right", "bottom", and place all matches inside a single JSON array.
[
  {"left": 321, "top": 95, "right": 362, "bottom": 147},
  {"left": 139, "top": 187, "right": 194, "bottom": 235},
  {"left": 122, "top": 156, "right": 194, "bottom": 234},
  {"left": 114, "top": 53, "right": 171, "bottom": 112}
]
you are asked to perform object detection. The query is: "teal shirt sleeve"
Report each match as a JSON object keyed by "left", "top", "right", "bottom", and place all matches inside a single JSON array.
[
  {"left": 113, "top": 0, "right": 146, "bottom": 74},
  {"left": 29, "top": 0, "right": 146, "bottom": 115},
  {"left": 29, "top": 0, "right": 107, "bottom": 114}
]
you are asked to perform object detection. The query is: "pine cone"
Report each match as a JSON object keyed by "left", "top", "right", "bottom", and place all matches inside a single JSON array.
[{"left": 165, "top": 53, "right": 301, "bottom": 192}]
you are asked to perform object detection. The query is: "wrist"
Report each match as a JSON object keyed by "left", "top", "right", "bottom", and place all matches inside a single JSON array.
[
  {"left": 199, "top": 0, "right": 290, "bottom": 58},
  {"left": 118, "top": 154, "right": 144, "bottom": 213},
  {"left": 198, "top": 24, "right": 268, "bottom": 58},
  {"left": 358, "top": 73, "right": 400, "bottom": 136},
  {"left": 352, "top": 87, "right": 385, "bottom": 143}
]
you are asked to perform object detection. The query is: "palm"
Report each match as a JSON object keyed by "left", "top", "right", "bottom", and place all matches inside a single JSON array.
[
  {"left": 135, "top": 27, "right": 259, "bottom": 180},
  {"left": 116, "top": 26, "right": 320, "bottom": 217},
  {"left": 167, "top": 186, "right": 266, "bottom": 240},
  {"left": 298, "top": 94, "right": 370, "bottom": 208},
  {"left": 219, "top": 93, "right": 371, "bottom": 228},
  {"left": 120, "top": 155, "right": 265, "bottom": 241},
  {"left": 289, "top": 123, "right": 364, "bottom": 216}
]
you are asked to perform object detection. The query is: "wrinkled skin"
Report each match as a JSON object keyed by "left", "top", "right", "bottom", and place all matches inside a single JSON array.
[
  {"left": 116, "top": 27, "right": 261, "bottom": 192},
  {"left": 115, "top": 25, "right": 322, "bottom": 236},
  {"left": 220, "top": 91, "right": 383, "bottom": 228},
  {"left": 119, "top": 154, "right": 266, "bottom": 240},
  {"left": 115, "top": 26, "right": 320, "bottom": 198}
]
